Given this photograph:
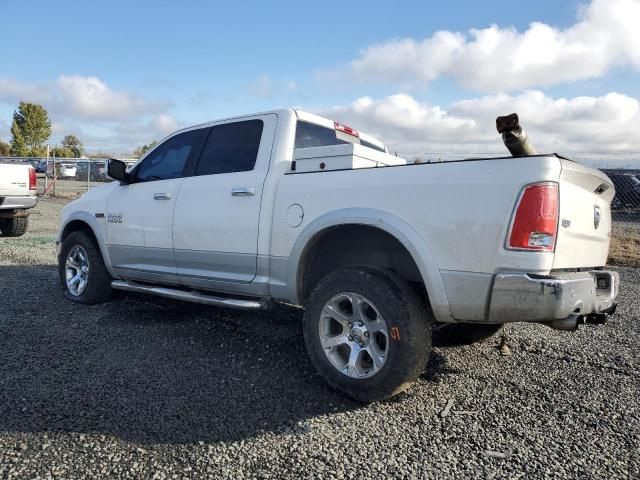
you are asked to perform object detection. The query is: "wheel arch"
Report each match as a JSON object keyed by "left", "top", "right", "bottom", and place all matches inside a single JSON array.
[
  {"left": 59, "top": 212, "right": 117, "bottom": 278},
  {"left": 287, "top": 208, "right": 453, "bottom": 323}
]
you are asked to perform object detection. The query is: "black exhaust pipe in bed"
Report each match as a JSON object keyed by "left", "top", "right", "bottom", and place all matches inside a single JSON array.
[{"left": 496, "top": 113, "right": 537, "bottom": 157}]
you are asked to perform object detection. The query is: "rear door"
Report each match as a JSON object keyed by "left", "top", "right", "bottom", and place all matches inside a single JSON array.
[
  {"left": 106, "top": 128, "right": 206, "bottom": 283},
  {"left": 173, "top": 114, "right": 277, "bottom": 286},
  {"left": 553, "top": 160, "right": 616, "bottom": 269}
]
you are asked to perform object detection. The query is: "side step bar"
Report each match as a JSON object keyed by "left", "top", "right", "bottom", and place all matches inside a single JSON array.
[{"left": 111, "top": 280, "right": 264, "bottom": 310}]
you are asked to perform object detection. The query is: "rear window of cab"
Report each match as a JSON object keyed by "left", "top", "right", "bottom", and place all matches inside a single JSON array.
[{"left": 294, "top": 121, "right": 385, "bottom": 152}]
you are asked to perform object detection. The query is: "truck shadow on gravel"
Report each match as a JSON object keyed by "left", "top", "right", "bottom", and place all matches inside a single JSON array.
[{"left": 0, "top": 264, "right": 454, "bottom": 445}]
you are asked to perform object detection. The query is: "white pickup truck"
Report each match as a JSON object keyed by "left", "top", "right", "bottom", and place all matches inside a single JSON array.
[
  {"left": 57, "top": 109, "right": 619, "bottom": 401},
  {"left": 0, "top": 163, "right": 38, "bottom": 236}
]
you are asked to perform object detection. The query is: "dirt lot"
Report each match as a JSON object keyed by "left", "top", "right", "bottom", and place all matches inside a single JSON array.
[{"left": 0, "top": 199, "right": 638, "bottom": 479}]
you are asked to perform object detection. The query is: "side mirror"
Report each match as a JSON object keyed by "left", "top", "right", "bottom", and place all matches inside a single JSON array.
[{"left": 107, "top": 159, "right": 130, "bottom": 183}]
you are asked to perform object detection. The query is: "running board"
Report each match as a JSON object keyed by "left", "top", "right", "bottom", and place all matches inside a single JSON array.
[{"left": 111, "top": 280, "right": 264, "bottom": 310}]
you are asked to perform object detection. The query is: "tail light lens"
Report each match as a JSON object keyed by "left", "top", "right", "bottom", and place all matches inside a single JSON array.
[
  {"left": 507, "top": 183, "right": 559, "bottom": 251},
  {"left": 29, "top": 167, "right": 37, "bottom": 191}
]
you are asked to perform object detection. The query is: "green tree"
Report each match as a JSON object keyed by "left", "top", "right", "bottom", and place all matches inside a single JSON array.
[
  {"left": 51, "top": 146, "right": 75, "bottom": 158},
  {"left": 0, "top": 140, "right": 10, "bottom": 156},
  {"left": 9, "top": 119, "right": 28, "bottom": 156},
  {"left": 10, "top": 102, "right": 52, "bottom": 156},
  {"left": 133, "top": 140, "right": 157, "bottom": 158},
  {"left": 61, "top": 134, "right": 84, "bottom": 158}
]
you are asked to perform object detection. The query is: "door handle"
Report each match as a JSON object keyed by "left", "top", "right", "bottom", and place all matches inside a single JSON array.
[
  {"left": 153, "top": 193, "right": 171, "bottom": 200},
  {"left": 231, "top": 187, "right": 256, "bottom": 197}
]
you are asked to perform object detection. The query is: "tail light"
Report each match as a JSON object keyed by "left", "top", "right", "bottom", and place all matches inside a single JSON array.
[
  {"left": 29, "top": 167, "right": 37, "bottom": 191},
  {"left": 507, "top": 183, "right": 558, "bottom": 251}
]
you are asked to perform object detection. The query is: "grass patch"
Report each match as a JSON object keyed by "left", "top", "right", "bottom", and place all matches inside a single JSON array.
[{"left": 609, "top": 226, "right": 640, "bottom": 268}]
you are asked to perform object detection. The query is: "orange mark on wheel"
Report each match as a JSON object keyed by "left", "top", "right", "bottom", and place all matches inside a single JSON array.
[{"left": 390, "top": 327, "right": 400, "bottom": 341}]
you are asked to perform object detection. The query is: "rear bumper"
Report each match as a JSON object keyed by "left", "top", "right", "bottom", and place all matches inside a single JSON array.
[
  {"left": 0, "top": 195, "right": 38, "bottom": 210},
  {"left": 489, "top": 270, "right": 619, "bottom": 323}
]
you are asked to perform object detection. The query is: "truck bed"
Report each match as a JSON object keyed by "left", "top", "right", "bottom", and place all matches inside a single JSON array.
[{"left": 272, "top": 154, "right": 613, "bottom": 322}]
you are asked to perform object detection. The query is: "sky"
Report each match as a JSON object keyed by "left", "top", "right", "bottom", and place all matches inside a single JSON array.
[{"left": 0, "top": 0, "right": 639, "bottom": 162}]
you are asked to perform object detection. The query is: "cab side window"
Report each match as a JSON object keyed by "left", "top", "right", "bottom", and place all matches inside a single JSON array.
[
  {"left": 195, "top": 120, "right": 264, "bottom": 176},
  {"left": 135, "top": 129, "right": 204, "bottom": 182}
]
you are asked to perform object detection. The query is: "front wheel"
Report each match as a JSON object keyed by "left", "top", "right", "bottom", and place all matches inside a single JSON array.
[
  {"left": 303, "top": 268, "right": 432, "bottom": 402},
  {"left": 59, "top": 231, "right": 113, "bottom": 304}
]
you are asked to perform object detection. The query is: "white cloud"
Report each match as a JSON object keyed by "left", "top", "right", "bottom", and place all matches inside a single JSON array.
[
  {"left": 55, "top": 75, "right": 167, "bottom": 120},
  {"left": 0, "top": 75, "right": 168, "bottom": 121},
  {"left": 0, "top": 78, "right": 49, "bottom": 104},
  {"left": 149, "top": 113, "right": 178, "bottom": 134},
  {"left": 326, "top": 0, "right": 640, "bottom": 92},
  {"left": 0, "top": 75, "right": 177, "bottom": 153},
  {"left": 323, "top": 91, "right": 640, "bottom": 155}
]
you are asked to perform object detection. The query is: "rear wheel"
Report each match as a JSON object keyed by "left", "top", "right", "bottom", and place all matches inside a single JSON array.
[
  {"left": 303, "top": 267, "right": 432, "bottom": 402},
  {"left": 59, "top": 231, "right": 113, "bottom": 304},
  {"left": 0, "top": 216, "right": 28, "bottom": 237}
]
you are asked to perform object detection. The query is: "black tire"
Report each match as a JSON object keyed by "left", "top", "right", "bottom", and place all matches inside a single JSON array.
[
  {"left": 303, "top": 267, "right": 432, "bottom": 402},
  {"left": 59, "top": 230, "right": 113, "bottom": 304},
  {"left": 433, "top": 323, "right": 503, "bottom": 347},
  {"left": 0, "top": 216, "right": 28, "bottom": 237}
]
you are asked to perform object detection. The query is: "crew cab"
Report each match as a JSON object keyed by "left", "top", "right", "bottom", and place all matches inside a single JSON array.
[
  {"left": 0, "top": 163, "right": 37, "bottom": 237},
  {"left": 57, "top": 109, "right": 619, "bottom": 401}
]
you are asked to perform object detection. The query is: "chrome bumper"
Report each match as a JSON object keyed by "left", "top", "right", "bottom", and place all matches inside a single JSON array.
[
  {"left": 0, "top": 195, "right": 38, "bottom": 210},
  {"left": 489, "top": 270, "right": 619, "bottom": 323}
]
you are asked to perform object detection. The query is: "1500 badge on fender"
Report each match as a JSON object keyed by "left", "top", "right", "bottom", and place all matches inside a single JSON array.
[{"left": 107, "top": 213, "right": 123, "bottom": 223}]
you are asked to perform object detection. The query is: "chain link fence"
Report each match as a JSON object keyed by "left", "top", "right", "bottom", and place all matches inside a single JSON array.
[
  {"left": 0, "top": 156, "right": 137, "bottom": 197},
  {"left": 599, "top": 169, "right": 640, "bottom": 219},
  {"left": 599, "top": 168, "right": 640, "bottom": 268}
]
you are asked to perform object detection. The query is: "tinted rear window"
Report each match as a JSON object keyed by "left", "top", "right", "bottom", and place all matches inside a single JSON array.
[
  {"left": 294, "top": 121, "right": 385, "bottom": 152},
  {"left": 195, "top": 120, "right": 264, "bottom": 176},
  {"left": 295, "top": 121, "right": 348, "bottom": 149}
]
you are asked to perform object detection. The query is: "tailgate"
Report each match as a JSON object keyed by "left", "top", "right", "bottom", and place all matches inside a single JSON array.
[
  {"left": 0, "top": 164, "right": 29, "bottom": 196},
  {"left": 553, "top": 159, "right": 615, "bottom": 269}
]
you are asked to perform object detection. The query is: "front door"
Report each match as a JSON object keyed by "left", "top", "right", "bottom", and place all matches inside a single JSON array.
[
  {"left": 173, "top": 115, "right": 277, "bottom": 287},
  {"left": 106, "top": 128, "right": 206, "bottom": 284}
]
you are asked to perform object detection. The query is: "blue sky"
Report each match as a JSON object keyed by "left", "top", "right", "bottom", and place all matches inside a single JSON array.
[{"left": 1, "top": 0, "right": 639, "bottom": 157}]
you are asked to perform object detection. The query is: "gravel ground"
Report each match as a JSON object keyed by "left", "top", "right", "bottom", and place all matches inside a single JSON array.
[{"left": 0, "top": 199, "right": 638, "bottom": 479}]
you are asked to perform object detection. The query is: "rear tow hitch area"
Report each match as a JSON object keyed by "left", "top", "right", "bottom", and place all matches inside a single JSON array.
[{"left": 542, "top": 311, "right": 611, "bottom": 332}]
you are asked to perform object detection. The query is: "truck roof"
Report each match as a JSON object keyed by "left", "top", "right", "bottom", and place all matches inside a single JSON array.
[{"left": 171, "top": 108, "right": 387, "bottom": 153}]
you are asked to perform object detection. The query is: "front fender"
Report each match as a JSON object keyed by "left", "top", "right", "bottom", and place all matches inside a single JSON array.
[
  {"left": 286, "top": 208, "right": 453, "bottom": 323},
  {"left": 58, "top": 210, "right": 118, "bottom": 279}
]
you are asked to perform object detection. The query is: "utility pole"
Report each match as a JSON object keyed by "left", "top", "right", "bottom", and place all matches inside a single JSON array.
[{"left": 44, "top": 145, "right": 50, "bottom": 193}]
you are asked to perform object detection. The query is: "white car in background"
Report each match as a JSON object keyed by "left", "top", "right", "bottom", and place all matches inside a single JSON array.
[{"left": 58, "top": 163, "right": 78, "bottom": 179}]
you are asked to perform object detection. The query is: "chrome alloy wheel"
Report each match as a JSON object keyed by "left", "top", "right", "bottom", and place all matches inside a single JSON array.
[
  {"left": 65, "top": 245, "right": 90, "bottom": 296},
  {"left": 319, "top": 292, "right": 389, "bottom": 379}
]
